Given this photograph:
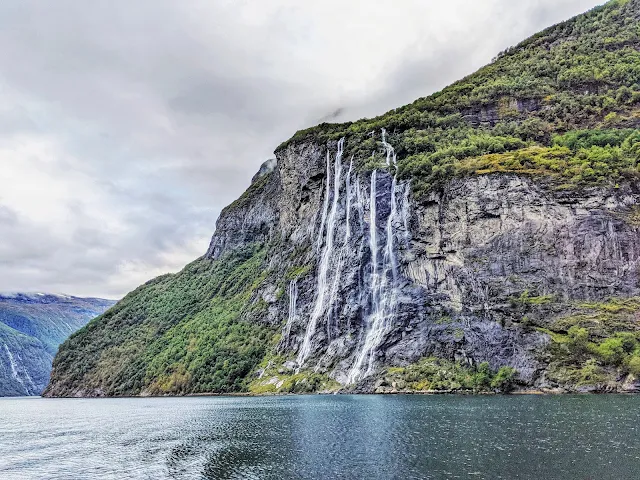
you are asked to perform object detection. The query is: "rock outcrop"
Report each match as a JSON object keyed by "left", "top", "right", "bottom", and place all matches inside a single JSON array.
[
  {"left": 45, "top": 0, "right": 640, "bottom": 396},
  {"left": 208, "top": 137, "right": 640, "bottom": 391}
]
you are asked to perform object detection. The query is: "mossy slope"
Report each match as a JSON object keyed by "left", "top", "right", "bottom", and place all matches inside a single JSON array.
[
  {"left": 46, "top": 0, "right": 640, "bottom": 396},
  {"left": 45, "top": 245, "right": 276, "bottom": 396}
]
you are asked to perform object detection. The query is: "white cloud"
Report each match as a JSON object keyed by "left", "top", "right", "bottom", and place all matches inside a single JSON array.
[{"left": 0, "top": 0, "right": 605, "bottom": 298}]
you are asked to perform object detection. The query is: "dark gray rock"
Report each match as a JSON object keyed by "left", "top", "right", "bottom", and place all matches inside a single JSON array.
[{"left": 204, "top": 138, "right": 640, "bottom": 391}]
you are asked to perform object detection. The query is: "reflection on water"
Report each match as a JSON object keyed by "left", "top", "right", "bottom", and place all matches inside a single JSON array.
[{"left": 1, "top": 394, "right": 639, "bottom": 479}]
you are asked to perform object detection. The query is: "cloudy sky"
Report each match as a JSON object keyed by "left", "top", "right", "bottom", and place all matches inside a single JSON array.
[{"left": 0, "top": 0, "right": 604, "bottom": 299}]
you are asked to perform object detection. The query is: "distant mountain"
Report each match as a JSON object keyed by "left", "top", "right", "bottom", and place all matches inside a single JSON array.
[{"left": 0, "top": 293, "right": 115, "bottom": 396}]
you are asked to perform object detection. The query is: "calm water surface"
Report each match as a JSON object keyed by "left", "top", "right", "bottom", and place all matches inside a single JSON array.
[{"left": 0, "top": 394, "right": 639, "bottom": 479}]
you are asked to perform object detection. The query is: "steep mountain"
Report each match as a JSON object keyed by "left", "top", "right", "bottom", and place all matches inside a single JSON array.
[
  {"left": 0, "top": 293, "right": 115, "bottom": 396},
  {"left": 46, "top": 0, "right": 640, "bottom": 396}
]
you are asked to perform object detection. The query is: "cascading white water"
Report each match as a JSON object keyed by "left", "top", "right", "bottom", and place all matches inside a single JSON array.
[
  {"left": 347, "top": 170, "right": 380, "bottom": 383},
  {"left": 3, "top": 344, "right": 31, "bottom": 395},
  {"left": 294, "top": 130, "right": 410, "bottom": 378},
  {"left": 297, "top": 138, "right": 345, "bottom": 367},
  {"left": 282, "top": 279, "right": 298, "bottom": 344},
  {"left": 401, "top": 184, "right": 411, "bottom": 241},
  {"left": 316, "top": 150, "right": 332, "bottom": 251},
  {"left": 381, "top": 128, "right": 397, "bottom": 167},
  {"left": 345, "top": 157, "right": 354, "bottom": 242},
  {"left": 368, "top": 170, "right": 379, "bottom": 305},
  {"left": 355, "top": 174, "right": 364, "bottom": 212},
  {"left": 348, "top": 129, "right": 408, "bottom": 383},
  {"left": 325, "top": 142, "right": 346, "bottom": 344},
  {"left": 385, "top": 174, "right": 399, "bottom": 283}
]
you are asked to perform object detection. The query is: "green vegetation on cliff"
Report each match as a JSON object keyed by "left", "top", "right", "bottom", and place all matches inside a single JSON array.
[
  {"left": 279, "top": 0, "right": 640, "bottom": 197},
  {"left": 248, "top": 354, "right": 341, "bottom": 394},
  {"left": 539, "top": 298, "right": 640, "bottom": 388},
  {"left": 45, "top": 245, "right": 276, "bottom": 396},
  {"left": 383, "top": 358, "right": 517, "bottom": 393},
  {"left": 46, "top": 0, "right": 640, "bottom": 396}
]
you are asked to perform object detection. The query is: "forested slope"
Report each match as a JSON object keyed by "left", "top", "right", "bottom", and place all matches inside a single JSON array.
[{"left": 46, "top": 0, "right": 640, "bottom": 397}]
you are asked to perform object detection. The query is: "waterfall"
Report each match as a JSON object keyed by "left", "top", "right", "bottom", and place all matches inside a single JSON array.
[
  {"left": 348, "top": 170, "right": 380, "bottom": 383},
  {"left": 316, "top": 150, "right": 332, "bottom": 251},
  {"left": 354, "top": 173, "right": 365, "bottom": 240},
  {"left": 297, "top": 138, "right": 344, "bottom": 367},
  {"left": 3, "top": 344, "right": 32, "bottom": 395},
  {"left": 381, "top": 128, "right": 397, "bottom": 167},
  {"left": 294, "top": 130, "right": 410, "bottom": 379},
  {"left": 345, "top": 157, "right": 354, "bottom": 242},
  {"left": 327, "top": 258, "right": 341, "bottom": 343},
  {"left": 368, "top": 170, "right": 379, "bottom": 307},
  {"left": 385, "top": 174, "right": 399, "bottom": 283},
  {"left": 283, "top": 279, "right": 298, "bottom": 344},
  {"left": 348, "top": 129, "right": 407, "bottom": 383},
  {"left": 401, "top": 184, "right": 411, "bottom": 241}
]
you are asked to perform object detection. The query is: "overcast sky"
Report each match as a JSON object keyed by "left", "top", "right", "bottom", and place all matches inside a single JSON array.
[{"left": 0, "top": 0, "right": 604, "bottom": 299}]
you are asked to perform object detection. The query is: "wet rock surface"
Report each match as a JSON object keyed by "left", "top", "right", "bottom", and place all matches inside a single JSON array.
[{"left": 205, "top": 137, "right": 640, "bottom": 391}]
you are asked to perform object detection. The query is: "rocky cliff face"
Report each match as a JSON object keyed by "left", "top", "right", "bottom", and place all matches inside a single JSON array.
[
  {"left": 206, "top": 135, "right": 640, "bottom": 392},
  {"left": 46, "top": 0, "right": 640, "bottom": 396}
]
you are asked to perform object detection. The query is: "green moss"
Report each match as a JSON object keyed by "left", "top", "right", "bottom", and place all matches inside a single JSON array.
[
  {"left": 249, "top": 381, "right": 279, "bottom": 394},
  {"left": 511, "top": 290, "right": 556, "bottom": 306},
  {"left": 275, "top": 0, "right": 640, "bottom": 198},
  {"left": 543, "top": 296, "right": 640, "bottom": 388},
  {"left": 249, "top": 371, "right": 340, "bottom": 394},
  {"left": 386, "top": 366, "right": 405, "bottom": 375},
  {"left": 50, "top": 245, "right": 278, "bottom": 396},
  {"left": 286, "top": 264, "right": 312, "bottom": 280},
  {"left": 453, "top": 328, "right": 465, "bottom": 341},
  {"left": 615, "top": 205, "right": 640, "bottom": 227},
  {"left": 548, "top": 360, "right": 608, "bottom": 386},
  {"left": 456, "top": 141, "right": 640, "bottom": 188},
  {"left": 435, "top": 315, "right": 455, "bottom": 325},
  {"left": 577, "top": 297, "right": 640, "bottom": 314},
  {"left": 385, "top": 357, "right": 518, "bottom": 393},
  {"left": 248, "top": 349, "right": 341, "bottom": 395},
  {"left": 551, "top": 297, "right": 640, "bottom": 336}
]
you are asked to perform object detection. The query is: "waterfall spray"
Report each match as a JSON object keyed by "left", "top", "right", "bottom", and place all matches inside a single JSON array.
[
  {"left": 345, "top": 157, "right": 354, "bottom": 242},
  {"left": 316, "top": 150, "right": 332, "bottom": 251},
  {"left": 385, "top": 175, "right": 399, "bottom": 283},
  {"left": 368, "top": 170, "right": 379, "bottom": 305},
  {"left": 297, "top": 138, "right": 345, "bottom": 368},
  {"left": 348, "top": 129, "right": 407, "bottom": 383},
  {"left": 401, "top": 184, "right": 411, "bottom": 241},
  {"left": 283, "top": 279, "right": 298, "bottom": 345},
  {"left": 381, "top": 128, "right": 397, "bottom": 167}
]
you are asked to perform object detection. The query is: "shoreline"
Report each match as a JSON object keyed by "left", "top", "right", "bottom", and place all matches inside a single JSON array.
[{"left": 35, "top": 386, "right": 640, "bottom": 400}]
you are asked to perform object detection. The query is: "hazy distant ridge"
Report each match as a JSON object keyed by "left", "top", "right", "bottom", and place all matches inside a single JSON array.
[{"left": 0, "top": 293, "right": 115, "bottom": 396}]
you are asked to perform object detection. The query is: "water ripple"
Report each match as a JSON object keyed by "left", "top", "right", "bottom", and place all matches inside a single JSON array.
[{"left": 1, "top": 395, "right": 639, "bottom": 479}]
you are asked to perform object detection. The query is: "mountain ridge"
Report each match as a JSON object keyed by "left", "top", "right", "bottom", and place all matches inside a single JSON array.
[
  {"left": 46, "top": 0, "right": 640, "bottom": 397},
  {"left": 0, "top": 293, "right": 115, "bottom": 396}
]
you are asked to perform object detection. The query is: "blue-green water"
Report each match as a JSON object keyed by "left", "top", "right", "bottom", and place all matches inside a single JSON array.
[{"left": 1, "top": 395, "right": 639, "bottom": 479}]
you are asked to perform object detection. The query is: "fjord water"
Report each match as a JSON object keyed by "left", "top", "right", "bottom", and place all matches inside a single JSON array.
[{"left": 2, "top": 395, "right": 640, "bottom": 479}]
